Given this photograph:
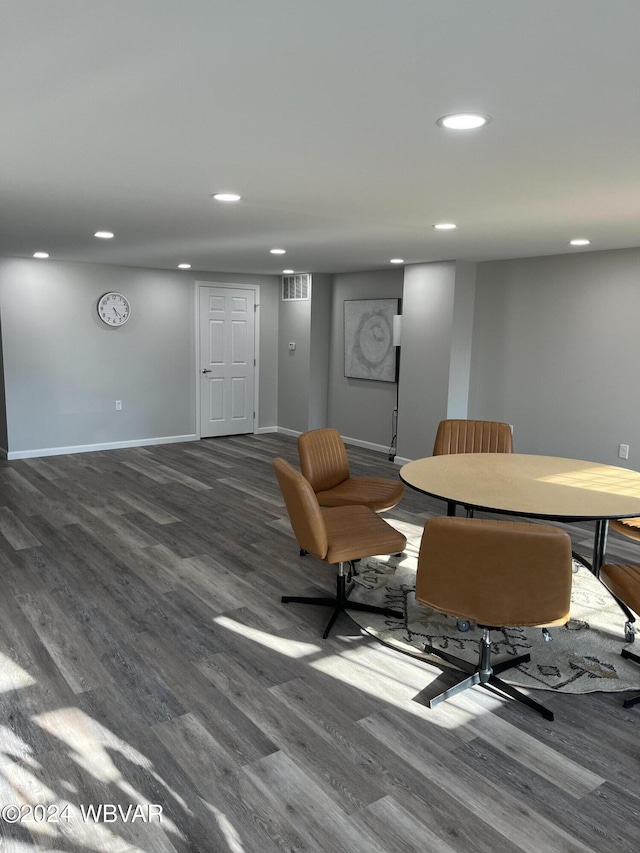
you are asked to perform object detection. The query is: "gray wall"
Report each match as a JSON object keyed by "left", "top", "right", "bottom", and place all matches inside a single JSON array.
[
  {"left": 277, "top": 274, "right": 332, "bottom": 434},
  {"left": 447, "top": 261, "right": 477, "bottom": 418},
  {"left": 308, "top": 274, "right": 332, "bottom": 430},
  {"left": 469, "top": 247, "right": 640, "bottom": 465},
  {"left": 0, "top": 258, "right": 278, "bottom": 456},
  {"left": 396, "top": 262, "right": 457, "bottom": 461},
  {"left": 278, "top": 293, "right": 313, "bottom": 434},
  {"left": 0, "top": 312, "right": 7, "bottom": 454},
  {"left": 328, "top": 269, "right": 403, "bottom": 448}
]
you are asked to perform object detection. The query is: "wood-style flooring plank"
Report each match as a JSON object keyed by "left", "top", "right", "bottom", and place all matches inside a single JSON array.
[
  {"left": 242, "top": 749, "right": 390, "bottom": 853},
  {"left": 152, "top": 713, "right": 305, "bottom": 853},
  {"left": 133, "top": 630, "right": 279, "bottom": 766},
  {"left": 0, "top": 505, "right": 41, "bottom": 550},
  {"left": 16, "top": 591, "right": 112, "bottom": 695}
]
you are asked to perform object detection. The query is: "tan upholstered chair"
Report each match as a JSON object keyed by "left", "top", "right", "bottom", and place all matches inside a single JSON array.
[
  {"left": 433, "top": 419, "right": 513, "bottom": 517},
  {"left": 604, "top": 518, "right": 640, "bottom": 644},
  {"left": 432, "top": 419, "right": 514, "bottom": 456},
  {"left": 274, "top": 457, "right": 406, "bottom": 638},
  {"left": 415, "top": 516, "right": 572, "bottom": 720},
  {"left": 298, "top": 428, "right": 404, "bottom": 512},
  {"left": 609, "top": 518, "right": 640, "bottom": 544},
  {"left": 599, "top": 562, "right": 640, "bottom": 709}
]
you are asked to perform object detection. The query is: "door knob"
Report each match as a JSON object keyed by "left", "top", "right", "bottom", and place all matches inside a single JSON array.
[{"left": 201, "top": 368, "right": 212, "bottom": 374}]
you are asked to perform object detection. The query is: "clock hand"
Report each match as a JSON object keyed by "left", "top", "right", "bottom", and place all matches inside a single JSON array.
[{"left": 113, "top": 308, "right": 121, "bottom": 317}]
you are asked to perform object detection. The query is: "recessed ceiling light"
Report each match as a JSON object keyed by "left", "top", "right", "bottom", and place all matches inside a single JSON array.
[
  {"left": 282, "top": 269, "right": 294, "bottom": 274},
  {"left": 569, "top": 238, "right": 590, "bottom": 246},
  {"left": 94, "top": 231, "right": 114, "bottom": 239},
  {"left": 33, "top": 252, "right": 49, "bottom": 259},
  {"left": 433, "top": 223, "right": 457, "bottom": 230},
  {"left": 436, "top": 113, "right": 491, "bottom": 130},
  {"left": 270, "top": 248, "right": 286, "bottom": 255},
  {"left": 178, "top": 263, "right": 192, "bottom": 269},
  {"left": 390, "top": 258, "right": 404, "bottom": 264},
  {"left": 212, "top": 192, "right": 241, "bottom": 202}
]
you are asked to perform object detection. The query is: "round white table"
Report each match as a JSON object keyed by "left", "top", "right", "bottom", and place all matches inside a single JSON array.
[{"left": 400, "top": 453, "right": 640, "bottom": 574}]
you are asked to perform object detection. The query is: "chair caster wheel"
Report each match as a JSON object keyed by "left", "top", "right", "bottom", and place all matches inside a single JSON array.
[
  {"left": 625, "top": 622, "right": 635, "bottom": 643},
  {"left": 457, "top": 619, "right": 470, "bottom": 632}
]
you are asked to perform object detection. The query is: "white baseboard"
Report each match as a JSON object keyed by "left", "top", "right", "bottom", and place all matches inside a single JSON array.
[
  {"left": 392, "top": 455, "right": 412, "bottom": 466},
  {"left": 7, "top": 433, "right": 198, "bottom": 460},
  {"left": 273, "top": 426, "right": 390, "bottom": 457},
  {"left": 340, "top": 434, "right": 390, "bottom": 455},
  {"left": 5, "top": 427, "right": 405, "bottom": 461}
]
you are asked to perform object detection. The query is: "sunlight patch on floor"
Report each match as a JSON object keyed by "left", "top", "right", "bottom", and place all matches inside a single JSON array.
[
  {"left": 0, "top": 707, "right": 193, "bottom": 851},
  {"left": 35, "top": 707, "right": 152, "bottom": 784},
  {"left": 0, "top": 652, "right": 36, "bottom": 693},
  {"left": 308, "top": 642, "right": 486, "bottom": 727},
  {"left": 202, "top": 802, "right": 247, "bottom": 853},
  {"left": 213, "top": 615, "right": 323, "bottom": 658},
  {"left": 34, "top": 709, "right": 186, "bottom": 835}
]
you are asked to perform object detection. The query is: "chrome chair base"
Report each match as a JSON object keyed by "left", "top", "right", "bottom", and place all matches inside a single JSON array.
[{"left": 424, "top": 629, "right": 554, "bottom": 721}]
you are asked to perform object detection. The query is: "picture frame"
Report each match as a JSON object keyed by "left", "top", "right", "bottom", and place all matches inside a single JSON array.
[{"left": 344, "top": 298, "right": 399, "bottom": 382}]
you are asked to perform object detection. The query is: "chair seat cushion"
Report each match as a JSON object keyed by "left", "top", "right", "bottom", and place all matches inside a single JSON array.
[
  {"left": 315, "top": 476, "right": 405, "bottom": 512},
  {"left": 599, "top": 563, "right": 640, "bottom": 616},
  {"left": 609, "top": 517, "right": 640, "bottom": 543},
  {"left": 323, "top": 505, "right": 406, "bottom": 564}
]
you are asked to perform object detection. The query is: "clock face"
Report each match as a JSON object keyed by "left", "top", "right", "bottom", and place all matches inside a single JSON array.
[{"left": 98, "top": 292, "right": 131, "bottom": 326}]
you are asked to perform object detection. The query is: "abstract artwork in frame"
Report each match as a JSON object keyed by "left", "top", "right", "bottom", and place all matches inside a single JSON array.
[{"left": 344, "top": 298, "right": 399, "bottom": 382}]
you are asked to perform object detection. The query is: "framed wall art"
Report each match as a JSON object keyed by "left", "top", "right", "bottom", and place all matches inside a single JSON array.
[{"left": 344, "top": 298, "right": 399, "bottom": 382}]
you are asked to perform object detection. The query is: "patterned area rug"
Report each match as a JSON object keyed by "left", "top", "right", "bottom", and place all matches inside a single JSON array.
[{"left": 348, "top": 538, "right": 640, "bottom": 694}]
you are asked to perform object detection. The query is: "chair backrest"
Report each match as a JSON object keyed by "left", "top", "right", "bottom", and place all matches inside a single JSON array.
[
  {"left": 298, "top": 428, "right": 350, "bottom": 492},
  {"left": 415, "top": 517, "right": 572, "bottom": 628},
  {"left": 432, "top": 419, "right": 513, "bottom": 456},
  {"left": 273, "top": 458, "right": 329, "bottom": 559}
]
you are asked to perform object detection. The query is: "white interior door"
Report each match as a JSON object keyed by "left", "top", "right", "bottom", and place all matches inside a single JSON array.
[{"left": 199, "top": 286, "right": 255, "bottom": 437}]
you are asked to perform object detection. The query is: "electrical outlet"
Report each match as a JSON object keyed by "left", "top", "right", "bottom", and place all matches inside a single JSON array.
[
  {"left": 619, "top": 443, "right": 629, "bottom": 459},
  {"left": 115, "top": 400, "right": 122, "bottom": 411},
  {"left": 288, "top": 342, "right": 296, "bottom": 351}
]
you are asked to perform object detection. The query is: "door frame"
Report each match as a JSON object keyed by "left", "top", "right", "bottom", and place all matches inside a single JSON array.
[{"left": 194, "top": 281, "right": 260, "bottom": 439}]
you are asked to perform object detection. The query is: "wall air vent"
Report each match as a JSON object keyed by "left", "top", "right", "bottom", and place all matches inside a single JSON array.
[{"left": 282, "top": 273, "right": 311, "bottom": 301}]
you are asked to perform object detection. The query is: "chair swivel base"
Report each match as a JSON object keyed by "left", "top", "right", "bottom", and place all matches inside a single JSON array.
[
  {"left": 282, "top": 573, "right": 402, "bottom": 639},
  {"left": 423, "top": 641, "right": 554, "bottom": 721},
  {"left": 621, "top": 647, "right": 640, "bottom": 709}
]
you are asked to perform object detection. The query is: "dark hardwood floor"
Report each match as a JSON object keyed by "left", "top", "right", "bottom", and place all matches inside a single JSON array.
[{"left": 0, "top": 433, "right": 638, "bottom": 852}]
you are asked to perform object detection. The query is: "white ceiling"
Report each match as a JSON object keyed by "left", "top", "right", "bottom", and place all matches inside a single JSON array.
[{"left": 2, "top": 0, "right": 640, "bottom": 275}]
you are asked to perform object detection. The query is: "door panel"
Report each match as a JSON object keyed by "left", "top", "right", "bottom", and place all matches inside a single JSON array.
[
  {"left": 231, "top": 377, "right": 247, "bottom": 419},
  {"left": 209, "top": 378, "right": 224, "bottom": 421},
  {"left": 208, "top": 319, "right": 225, "bottom": 363},
  {"left": 199, "top": 287, "right": 255, "bottom": 437}
]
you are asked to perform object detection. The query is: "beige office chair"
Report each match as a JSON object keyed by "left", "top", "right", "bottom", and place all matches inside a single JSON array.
[
  {"left": 433, "top": 419, "right": 513, "bottom": 517},
  {"left": 599, "top": 562, "right": 640, "bottom": 709},
  {"left": 274, "top": 457, "right": 407, "bottom": 638},
  {"left": 298, "top": 428, "right": 404, "bottom": 512},
  {"left": 432, "top": 419, "right": 514, "bottom": 456},
  {"left": 609, "top": 518, "right": 640, "bottom": 543},
  {"left": 415, "top": 516, "right": 573, "bottom": 721},
  {"left": 605, "top": 518, "right": 640, "bottom": 643}
]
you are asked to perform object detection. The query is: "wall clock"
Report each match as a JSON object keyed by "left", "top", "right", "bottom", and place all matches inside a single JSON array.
[{"left": 97, "top": 292, "right": 131, "bottom": 326}]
